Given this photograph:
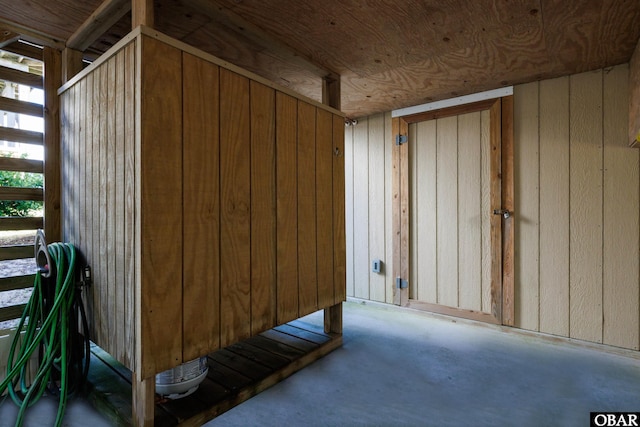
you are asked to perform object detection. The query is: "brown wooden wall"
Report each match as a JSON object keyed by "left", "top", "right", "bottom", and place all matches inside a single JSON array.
[
  {"left": 61, "top": 39, "right": 137, "bottom": 369},
  {"left": 60, "top": 29, "right": 346, "bottom": 378}
]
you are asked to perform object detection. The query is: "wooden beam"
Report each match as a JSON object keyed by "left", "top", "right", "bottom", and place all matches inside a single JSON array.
[
  {"left": 44, "top": 46, "right": 62, "bottom": 242},
  {"left": 0, "top": 66, "right": 43, "bottom": 88},
  {"left": 0, "top": 127, "right": 43, "bottom": 145},
  {"left": 0, "top": 18, "right": 64, "bottom": 50},
  {"left": 2, "top": 40, "right": 43, "bottom": 61},
  {"left": 62, "top": 48, "right": 84, "bottom": 83},
  {"left": 187, "top": 0, "right": 333, "bottom": 79},
  {"left": 0, "top": 156, "right": 42, "bottom": 173},
  {"left": 0, "top": 275, "right": 35, "bottom": 292},
  {"left": 132, "top": 0, "right": 154, "bottom": 29},
  {"left": 0, "top": 304, "right": 27, "bottom": 323},
  {"left": 0, "top": 217, "right": 43, "bottom": 231},
  {"left": 322, "top": 73, "right": 341, "bottom": 111},
  {"left": 0, "top": 244, "right": 35, "bottom": 261},
  {"left": 67, "top": 0, "right": 131, "bottom": 51},
  {"left": 0, "top": 97, "right": 43, "bottom": 117},
  {"left": 0, "top": 186, "right": 43, "bottom": 201},
  {"left": 0, "top": 29, "right": 19, "bottom": 48}
]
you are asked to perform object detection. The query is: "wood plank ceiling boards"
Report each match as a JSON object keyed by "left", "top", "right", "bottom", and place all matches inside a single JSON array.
[{"left": 0, "top": 0, "right": 638, "bottom": 118}]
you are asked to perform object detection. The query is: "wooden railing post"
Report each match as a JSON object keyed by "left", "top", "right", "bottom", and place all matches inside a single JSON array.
[{"left": 43, "top": 46, "right": 62, "bottom": 243}]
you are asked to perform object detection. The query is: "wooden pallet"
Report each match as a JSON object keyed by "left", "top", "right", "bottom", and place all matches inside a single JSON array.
[{"left": 85, "top": 320, "right": 342, "bottom": 426}]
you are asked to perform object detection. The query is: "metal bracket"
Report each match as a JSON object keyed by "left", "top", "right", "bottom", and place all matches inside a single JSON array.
[
  {"left": 395, "top": 134, "right": 408, "bottom": 145},
  {"left": 395, "top": 277, "right": 408, "bottom": 289}
]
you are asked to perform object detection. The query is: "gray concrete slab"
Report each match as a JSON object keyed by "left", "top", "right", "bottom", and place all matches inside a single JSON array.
[
  {"left": 206, "top": 301, "right": 640, "bottom": 427},
  {"left": 1, "top": 301, "right": 639, "bottom": 426}
]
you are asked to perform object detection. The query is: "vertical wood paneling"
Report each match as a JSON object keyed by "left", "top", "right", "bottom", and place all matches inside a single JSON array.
[
  {"left": 114, "top": 50, "right": 126, "bottom": 363},
  {"left": 250, "top": 81, "right": 277, "bottom": 334},
  {"left": 219, "top": 68, "right": 251, "bottom": 348},
  {"left": 297, "top": 101, "right": 318, "bottom": 314},
  {"left": 77, "top": 76, "right": 86, "bottom": 272},
  {"left": 333, "top": 113, "right": 347, "bottom": 304},
  {"left": 94, "top": 58, "right": 107, "bottom": 351},
  {"left": 316, "top": 108, "right": 334, "bottom": 309},
  {"left": 539, "top": 76, "right": 570, "bottom": 336},
  {"left": 82, "top": 71, "right": 95, "bottom": 342},
  {"left": 480, "top": 110, "right": 492, "bottom": 314},
  {"left": 415, "top": 120, "right": 437, "bottom": 303},
  {"left": 458, "top": 112, "right": 482, "bottom": 311},
  {"left": 91, "top": 67, "right": 102, "bottom": 347},
  {"left": 182, "top": 53, "right": 220, "bottom": 359},
  {"left": 276, "top": 92, "right": 298, "bottom": 323},
  {"left": 123, "top": 41, "right": 136, "bottom": 368},
  {"left": 60, "top": 91, "right": 68, "bottom": 243},
  {"left": 139, "top": 36, "right": 183, "bottom": 377},
  {"left": 436, "top": 116, "right": 458, "bottom": 307},
  {"left": 603, "top": 64, "right": 639, "bottom": 349},
  {"left": 106, "top": 55, "right": 117, "bottom": 359},
  {"left": 368, "top": 113, "right": 386, "bottom": 303},
  {"left": 514, "top": 82, "right": 539, "bottom": 330},
  {"left": 353, "top": 117, "right": 370, "bottom": 299},
  {"left": 569, "top": 70, "right": 603, "bottom": 343},
  {"left": 344, "top": 123, "right": 355, "bottom": 297}
]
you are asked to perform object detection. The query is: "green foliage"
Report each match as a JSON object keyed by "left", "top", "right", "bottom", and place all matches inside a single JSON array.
[{"left": 0, "top": 153, "right": 43, "bottom": 217}]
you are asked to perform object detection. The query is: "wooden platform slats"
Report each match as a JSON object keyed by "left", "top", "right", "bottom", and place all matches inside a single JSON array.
[{"left": 86, "top": 321, "right": 342, "bottom": 427}]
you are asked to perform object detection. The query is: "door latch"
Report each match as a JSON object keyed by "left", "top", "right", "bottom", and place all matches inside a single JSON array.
[{"left": 493, "top": 209, "right": 512, "bottom": 219}]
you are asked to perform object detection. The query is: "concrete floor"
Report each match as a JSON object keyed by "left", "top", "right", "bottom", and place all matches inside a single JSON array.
[{"left": 1, "top": 300, "right": 639, "bottom": 426}]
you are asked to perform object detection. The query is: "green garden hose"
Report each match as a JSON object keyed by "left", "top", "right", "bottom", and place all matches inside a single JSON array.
[{"left": 0, "top": 241, "right": 90, "bottom": 427}]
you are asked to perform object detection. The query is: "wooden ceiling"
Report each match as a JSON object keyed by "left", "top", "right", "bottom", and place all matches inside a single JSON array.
[{"left": 0, "top": 0, "right": 639, "bottom": 118}]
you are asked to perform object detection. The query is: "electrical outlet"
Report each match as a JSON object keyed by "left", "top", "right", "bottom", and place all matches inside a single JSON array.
[{"left": 372, "top": 259, "right": 382, "bottom": 274}]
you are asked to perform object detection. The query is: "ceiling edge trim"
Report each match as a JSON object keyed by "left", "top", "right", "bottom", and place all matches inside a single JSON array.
[{"left": 392, "top": 87, "right": 513, "bottom": 118}]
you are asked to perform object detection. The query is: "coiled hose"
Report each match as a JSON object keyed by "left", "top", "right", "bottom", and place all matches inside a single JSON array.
[{"left": 0, "top": 242, "right": 90, "bottom": 427}]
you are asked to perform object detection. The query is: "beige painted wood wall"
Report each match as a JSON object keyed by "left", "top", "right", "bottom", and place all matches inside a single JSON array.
[
  {"left": 345, "top": 63, "right": 640, "bottom": 351},
  {"left": 407, "top": 112, "right": 492, "bottom": 313}
]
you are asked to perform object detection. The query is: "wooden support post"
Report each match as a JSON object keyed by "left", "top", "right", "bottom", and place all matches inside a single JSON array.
[
  {"left": 43, "top": 47, "right": 62, "bottom": 243},
  {"left": 322, "top": 73, "right": 344, "bottom": 335},
  {"left": 132, "top": 375, "right": 155, "bottom": 427},
  {"left": 132, "top": 0, "right": 154, "bottom": 29},
  {"left": 324, "top": 302, "right": 342, "bottom": 334},
  {"left": 62, "top": 48, "right": 83, "bottom": 83},
  {"left": 322, "top": 73, "right": 341, "bottom": 111}
]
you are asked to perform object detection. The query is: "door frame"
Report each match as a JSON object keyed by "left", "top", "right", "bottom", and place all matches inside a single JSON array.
[{"left": 391, "top": 96, "right": 514, "bottom": 326}]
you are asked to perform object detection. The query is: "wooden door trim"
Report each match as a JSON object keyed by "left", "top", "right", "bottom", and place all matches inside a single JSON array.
[
  {"left": 393, "top": 97, "right": 514, "bottom": 326},
  {"left": 391, "top": 117, "right": 409, "bottom": 306}
]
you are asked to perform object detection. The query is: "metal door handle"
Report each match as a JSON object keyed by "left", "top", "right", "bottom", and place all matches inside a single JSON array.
[{"left": 493, "top": 209, "right": 511, "bottom": 219}]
